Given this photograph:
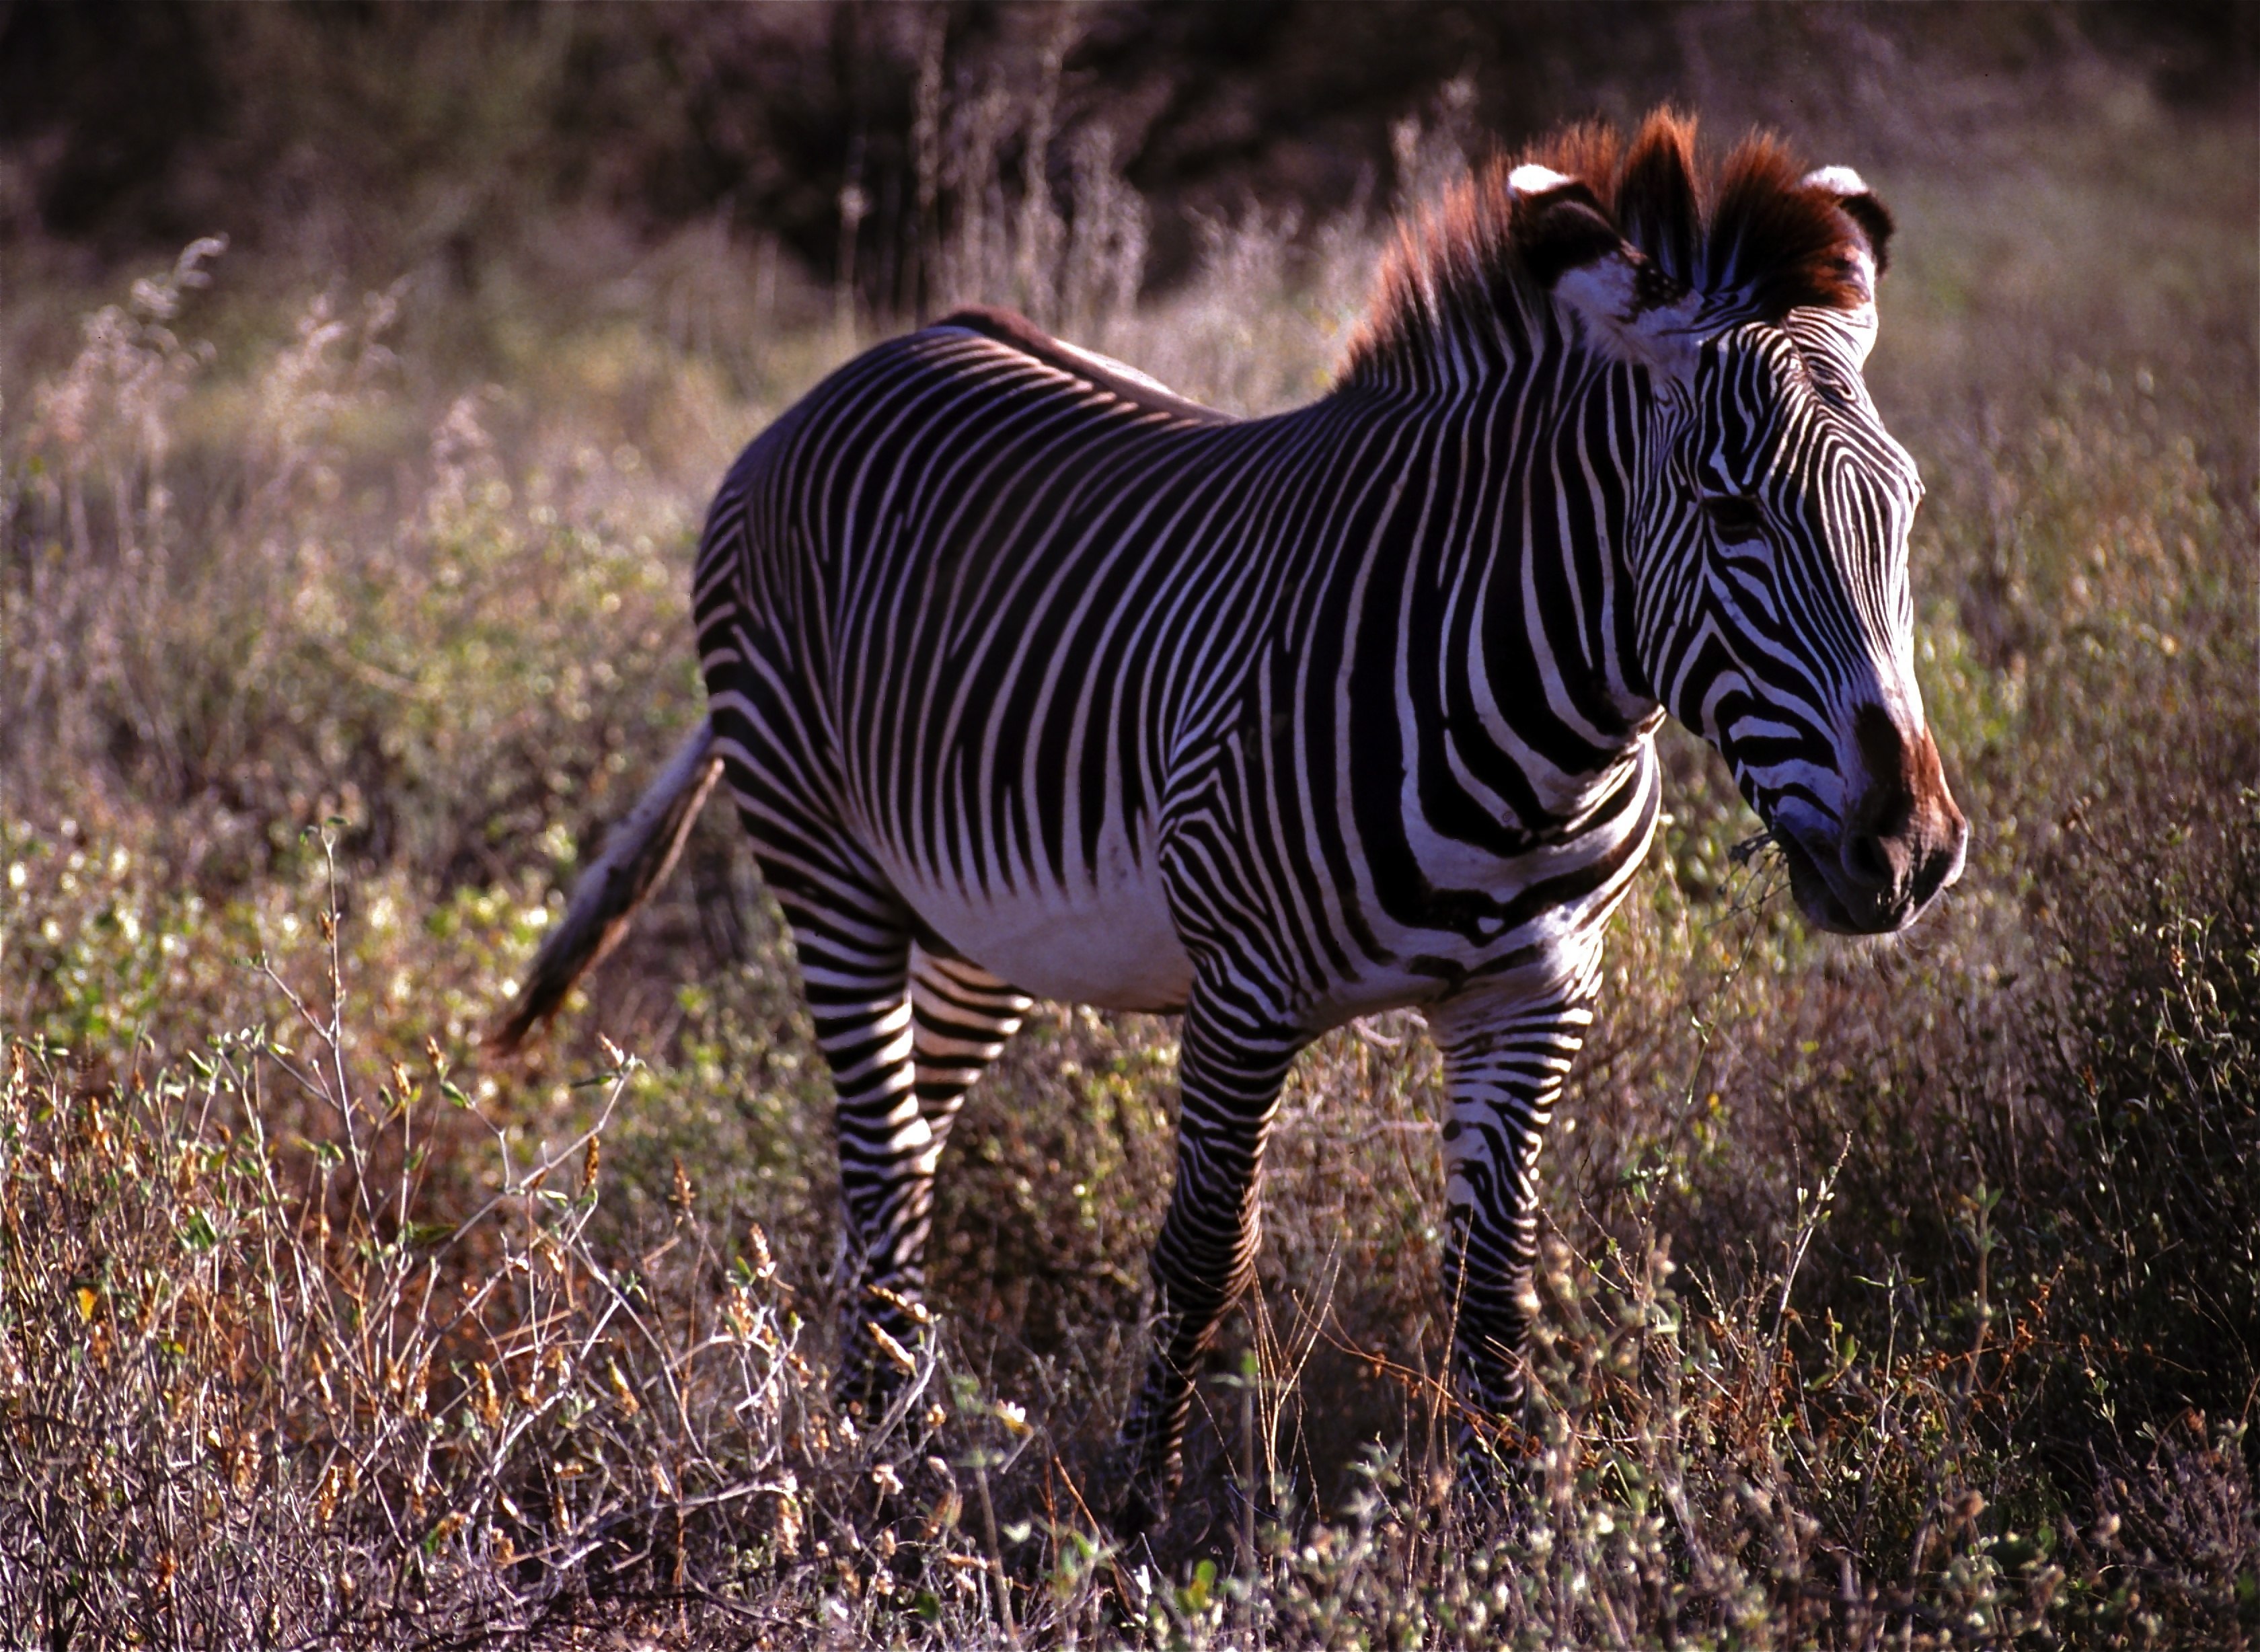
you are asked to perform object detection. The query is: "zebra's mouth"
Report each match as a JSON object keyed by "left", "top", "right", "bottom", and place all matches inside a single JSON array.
[{"left": 1773, "top": 827, "right": 1875, "bottom": 936}]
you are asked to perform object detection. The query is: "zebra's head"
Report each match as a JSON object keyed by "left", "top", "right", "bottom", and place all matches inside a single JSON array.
[{"left": 1511, "top": 120, "right": 1968, "bottom": 936}]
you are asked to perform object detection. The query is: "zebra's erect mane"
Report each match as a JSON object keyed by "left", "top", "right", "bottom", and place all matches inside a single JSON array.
[{"left": 1341, "top": 108, "right": 1890, "bottom": 387}]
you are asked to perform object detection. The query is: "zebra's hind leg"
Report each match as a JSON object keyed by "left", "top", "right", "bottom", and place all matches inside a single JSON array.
[
  {"left": 741, "top": 829, "right": 936, "bottom": 1411},
  {"left": 1110, "top": 975, "right": 1306, "bottom": 1535},
  {"left": 1425, "top": 973, "right": 1599, "bottom": 1491},
  {"left": 893, "top": 944, "right": 1030, "bottom": 1310},
  {"left": 909, "top": 945, "right": 1030, "bottom": 1166}
]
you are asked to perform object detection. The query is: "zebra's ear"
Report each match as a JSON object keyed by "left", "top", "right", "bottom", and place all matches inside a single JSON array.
[
  {"left": 1509, "top": 163, "right": 1704, "bottom": 382},
  {"left": 1799, "top": 167, "right": 1889, "bottom": 367},
  {"left": 1802, "top": 166, "right": 1893, "bottom": 282}
]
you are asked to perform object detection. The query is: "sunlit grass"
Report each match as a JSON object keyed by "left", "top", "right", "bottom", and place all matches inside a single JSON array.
[{"left": 1, "top": 44, "right": 2254, "bottom": 1647}]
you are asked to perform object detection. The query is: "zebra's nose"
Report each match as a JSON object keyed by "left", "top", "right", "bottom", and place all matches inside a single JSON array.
[
  {"left": 1842, "top": 704, "right": 1967, "bottom": 924},
  {"left": 1840, "top": 817, "right": 1897, "bottom": 895},
  {"left": 1840, "top": 773, "right": 1915, "bottom": 895}
]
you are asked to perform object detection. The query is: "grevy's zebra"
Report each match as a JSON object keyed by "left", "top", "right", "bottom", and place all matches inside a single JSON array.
[{"left": 492, "top": 112, "right": 1967, "bottom": 1525}]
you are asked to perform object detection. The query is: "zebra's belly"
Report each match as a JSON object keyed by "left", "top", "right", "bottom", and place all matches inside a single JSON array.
[{"left": 891, "top": 862, "right": 1195, "bottom": 1014}]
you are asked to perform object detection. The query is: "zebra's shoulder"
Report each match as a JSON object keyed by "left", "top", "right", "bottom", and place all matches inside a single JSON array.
[{"left": 925, "top": 305, "right": 1234, "bottom": 426}]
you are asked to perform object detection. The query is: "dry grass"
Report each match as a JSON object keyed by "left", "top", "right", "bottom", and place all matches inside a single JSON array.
[{"left": 3, "top": 32, "right": 2255, "bottom": 1650}]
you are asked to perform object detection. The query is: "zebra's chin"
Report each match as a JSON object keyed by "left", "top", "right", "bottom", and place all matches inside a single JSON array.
[
  {"left": 1774, "top": 826, "right": 1942, "bottom": 938},
  {"left": 1780, "top": 840, "right": 1871, "bottom": 944}
]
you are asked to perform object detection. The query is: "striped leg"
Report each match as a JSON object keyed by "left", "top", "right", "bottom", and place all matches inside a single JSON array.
[
  {"left": 1425, "top": 969, "right": 1599, "bottom": 1464},
  {"left": 901, "top": 945, "right": 1030, "bottom": 1283},
  {"left": 1113, "top": 977, "right": 1305, "bottom": 1531},
  {"left": 731, "top": 799, "right": 936, "bottom": 1398}
]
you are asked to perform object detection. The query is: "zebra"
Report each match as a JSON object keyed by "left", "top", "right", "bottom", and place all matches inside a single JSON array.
[{"left": 489, "top": 111, "right": 1967, "bottom": 1528}]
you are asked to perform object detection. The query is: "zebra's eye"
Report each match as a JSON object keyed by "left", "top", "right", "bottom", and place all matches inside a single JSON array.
[{"left": 1700, "top": 496, "right": 1766, "bottom": 541}]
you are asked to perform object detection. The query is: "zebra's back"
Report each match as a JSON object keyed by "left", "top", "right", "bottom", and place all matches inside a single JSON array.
[{"left": 693, "top": 309, "right": 1663, "bottom": 1024}]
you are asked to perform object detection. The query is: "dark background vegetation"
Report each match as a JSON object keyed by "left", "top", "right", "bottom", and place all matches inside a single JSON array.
[
  {"left": 5, "top": 2, "right": 2253, "bottom": 288},
  {"left": 1, "top": 3, "right": 2255, "bottom": 1645}
]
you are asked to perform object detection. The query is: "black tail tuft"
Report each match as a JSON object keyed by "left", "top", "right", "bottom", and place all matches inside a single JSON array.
[{"left": 485, "top": 721, "right": 723, "bottom": 1058}]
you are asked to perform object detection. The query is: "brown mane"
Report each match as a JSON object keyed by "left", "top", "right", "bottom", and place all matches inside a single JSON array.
[{"left": 1341, "top": 109, "right": 1885, "bottom": 385}]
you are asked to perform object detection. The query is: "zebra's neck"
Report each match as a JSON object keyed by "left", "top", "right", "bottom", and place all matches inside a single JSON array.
[{"left": 1285, "top": 337, "right": 1669, "bottom": 840}]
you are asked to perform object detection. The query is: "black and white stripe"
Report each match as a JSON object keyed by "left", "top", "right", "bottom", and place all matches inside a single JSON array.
[{"left": 508, "top": 118, "right": 1966, "bottom": 1524}]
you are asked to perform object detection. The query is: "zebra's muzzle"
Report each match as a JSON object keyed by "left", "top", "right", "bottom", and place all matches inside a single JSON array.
[
  {"left": 1779, "top": 708, "right": 1968, "bottom": 935},
  {"left": 1778, "top": 829, "right": 1881, "bottom": 934}
]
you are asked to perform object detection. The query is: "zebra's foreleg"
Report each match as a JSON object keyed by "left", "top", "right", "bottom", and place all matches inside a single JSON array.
[
  {"left": 1426, "top": 978, "right": 1598, "bottom": 1474},
  {"left": 1112, "top": 979, "right": 1305, "bottom": 1533}
]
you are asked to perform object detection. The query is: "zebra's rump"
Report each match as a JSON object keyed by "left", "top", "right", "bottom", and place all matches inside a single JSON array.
[{"left": 693, "top": 321, "right": 1281, "bottom": 979}]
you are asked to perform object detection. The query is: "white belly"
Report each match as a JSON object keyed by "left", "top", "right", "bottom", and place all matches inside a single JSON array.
[{"left": 886, "top": 839, "right": 1193, "bottom": 1013}]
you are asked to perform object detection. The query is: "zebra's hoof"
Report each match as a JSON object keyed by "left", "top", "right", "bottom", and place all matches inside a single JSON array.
[
  {"left": 1101, "top": 1446, "right": 1181, "bottom": 1542},
  {"left": 833, "top": 1308, "right": 930, "bottom": 1419},
  {"left": 1452, "top": 1407, "right": 1538, "bottom": 1511}
]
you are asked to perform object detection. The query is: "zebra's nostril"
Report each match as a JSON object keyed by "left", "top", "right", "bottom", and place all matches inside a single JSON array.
[{"left": 1842, "top": 829, "right": 1892, "bottom": 891}]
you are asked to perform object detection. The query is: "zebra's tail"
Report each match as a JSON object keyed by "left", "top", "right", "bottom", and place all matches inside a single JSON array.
[{"left": 485, "top": 719, "right": 724, "bottom": 1057}]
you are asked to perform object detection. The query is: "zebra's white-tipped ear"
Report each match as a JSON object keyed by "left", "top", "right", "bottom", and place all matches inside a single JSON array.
[
  {"left": 1799, "top": 165, "right": 1891, "bottom": 367},
  {"left": 1509, "top": 165, "right": 1704, "bottom": 381},
  {"left": 1802, "top": 164, "right": 1894, "bottom": 285}
]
